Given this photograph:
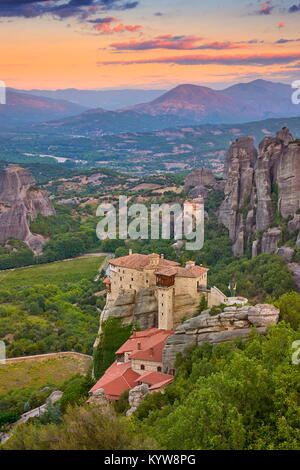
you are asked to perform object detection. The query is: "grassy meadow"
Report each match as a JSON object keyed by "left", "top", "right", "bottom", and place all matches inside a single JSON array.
[
  {"left": 0, "top": 354, "right": 92, "bottom": 396},
  {"left": 0, "top": 256, "right": 106, "bottom": 358}
]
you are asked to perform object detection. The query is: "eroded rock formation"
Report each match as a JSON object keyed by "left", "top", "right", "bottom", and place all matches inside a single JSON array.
[
  {"left": 95, "top": 286, "right": 201, "bottom": 347},
  {"left": 100, "top": 287, "right": 158, "bottom": 331},
  {"left": 219, "top": 128, "right": 300, "bottom": 256},
  {"left": 126, "top": 384, "right": 150, "bottom": 417},
  {"left": 163, "top": 304, "right": 279, "bottom": 371},
  {"left": 0, "top": 166, "right": 55, "bottom": 253},
  {"left": 184, "top": 168, "right": 223, "bottom": 198}
]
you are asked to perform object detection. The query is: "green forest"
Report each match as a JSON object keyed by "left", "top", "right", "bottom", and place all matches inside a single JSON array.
[{"left": 3, "top": 322, "right": 300, "bottom": 450}]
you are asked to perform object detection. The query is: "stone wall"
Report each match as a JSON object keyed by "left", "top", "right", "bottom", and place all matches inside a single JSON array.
[{"left": 131, "top": 358, "right": 163, "bottom": 374}]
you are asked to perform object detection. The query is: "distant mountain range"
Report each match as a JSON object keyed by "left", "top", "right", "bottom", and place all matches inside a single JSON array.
[
  {"left": 15, "top": 88, "right": 166, "bottom": 111},
  {"left": 0, "top": 89, "right": 86, "bottom": 126},
  {"left": 126, "top": 80, "right": 299, "bottom": 123},
  {"left": 2, "top": 80, "right": 300, "bottom": 131}
]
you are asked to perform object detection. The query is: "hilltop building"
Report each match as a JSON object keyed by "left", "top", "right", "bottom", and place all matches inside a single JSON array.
[
  {"left": 90, "top": 328, "right": 174, "bottom": 400},
  {"left": 103, "top": 251, "right": 246, "bottom": 330}
]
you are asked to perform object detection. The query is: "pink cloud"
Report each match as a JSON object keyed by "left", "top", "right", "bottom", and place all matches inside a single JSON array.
[
  {"left": 99, "top": 52, "right": 300, "bottom": 67},
  {"left": 89, "top": 16, "right": 142, "bottom": 34},
  {"left": 109, "top": 35, "right": 246, "bottom": 51},
  {"left": 259, "top": 1, "right": 274, "bottom": 15}
]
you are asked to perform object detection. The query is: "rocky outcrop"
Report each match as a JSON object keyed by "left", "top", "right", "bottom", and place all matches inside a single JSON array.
[
  {"left": 87, "top": 388, "right": 109, "bottom": 407},
  {"left": 276, "top": 246, "right": 295, "bottom": 263},
  {"left": 219, "top": 128, "right": 300, "bottom": 257},
  {"left": 261, "top": 228, "right": 282, "bottom": 254},
  {"left": 288, "top": 214, "right": 300, "bottom": 233},
  {"left": 97, "top": 288, "right": 159, "bottom": 340},
  {"left": 163, "top": 304, "right": 279, "bottom": 371},
  {"left": 219, "top": 137, "right": 257, "bottom": 256},
  {"left": 126, "top": 384, "right": 150, "bottom": 416},
  {"left": 288, "top": 263, "right": 300, "bottom": 291},
  {"left": 184, "top": 168, "right": 222, "bottom": 198},
  {"left": 0, "top": 166, "right": 55, "bottom": 253}
]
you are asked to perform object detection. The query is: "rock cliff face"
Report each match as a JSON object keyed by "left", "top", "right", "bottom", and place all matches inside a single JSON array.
[
  {"left": 0, "top": 166, "right": 55, "bottom": 252},
  {"left": 184, "top": 168, "right": 218, "bottom": 198},
  {"left": 93, "top": 288, "right": 159, "bottom": 348},
  {"left": 163, "top": 304, "right": 279, "bottom": 371},
  {"left": 95, "top": 287, "right": 200, "bottom": 346},
  {"left": 219, "top": 128, "right": 300, "bottom": 256}
]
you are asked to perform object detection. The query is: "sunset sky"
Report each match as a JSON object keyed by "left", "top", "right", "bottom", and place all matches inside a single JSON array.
[{"left": 1, "top": 0, "right": 300, "bottom": 90}]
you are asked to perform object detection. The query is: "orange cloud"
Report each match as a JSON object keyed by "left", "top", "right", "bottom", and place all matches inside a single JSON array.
[
  {"left": 112, "top": 23, "right": 142, "bottom": 32},
  {"left": 90, "top": 16, "right": 142, "bottom": 34}
]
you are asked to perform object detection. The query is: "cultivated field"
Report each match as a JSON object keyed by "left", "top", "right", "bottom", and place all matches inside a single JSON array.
[{"left": 0, "top": 256, "right": 105, "bottom": 289}]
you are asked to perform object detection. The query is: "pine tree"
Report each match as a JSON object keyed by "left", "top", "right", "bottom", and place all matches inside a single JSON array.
[{"left": 196, "top": 295, "right": 208, "bottom": 316}]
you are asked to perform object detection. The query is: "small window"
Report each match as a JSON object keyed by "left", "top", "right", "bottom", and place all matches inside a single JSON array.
[
  {"left": 141, "top": 364, "right": 145, "bottom": 370},
  {"left": 131, "top": 277, "right": 134, "bottom": 281},
  {"left": 157, "top": 366, "right": 162, "bottom": 372}
]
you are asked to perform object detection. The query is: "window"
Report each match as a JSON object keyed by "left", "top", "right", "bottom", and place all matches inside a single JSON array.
[
  {"left": 131, "top": 277, "right": 134, "bottom": 281},
  {"left": 141, "top": 364, "right": 145, "bottom": 370},
  {"left": 157, "top": 366, "right": 162, "bottom": 372}
]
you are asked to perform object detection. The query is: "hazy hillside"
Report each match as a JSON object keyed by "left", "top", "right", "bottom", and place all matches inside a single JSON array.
[
  {"left": 17, "top": 88, "right": 167, "bottom": 111},
  {"left": 33, "top": 80, "right": 300, "bottom": 134},
  {"left": 0, "top": 89, "right": 86, "bottom": 126},
  {"left": 125, "top": 80, "right": 300, "bottom": 125}
]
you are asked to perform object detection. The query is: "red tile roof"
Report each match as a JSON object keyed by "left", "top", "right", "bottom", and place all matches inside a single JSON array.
[
  {"left": 135, "top": 371, "right": 174, "bottom": 390},
  {"left": 116, "top": 328, "right": 170, "bottom": 355},
  {"left": 129, "top": 330, "right": 174, "bottom": 362},
  {"left": 90, "top": 328, "right": 175, "bottom": 400},
  {"left": 155, "top": 265, "right": 208, "bottom": 278},
  {"left": 89, "top": 361, "right": 140, "bottom": 400},
  {"left": 155, "top": 266, "right": 178, "bottom": 277},
  {"left": 109, "top": 253, "right": 179, "bottom": 271}
]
